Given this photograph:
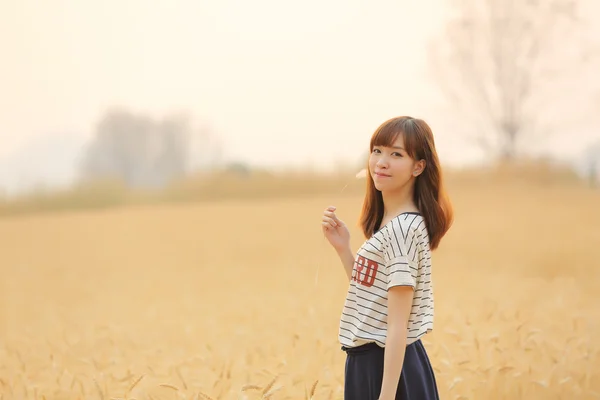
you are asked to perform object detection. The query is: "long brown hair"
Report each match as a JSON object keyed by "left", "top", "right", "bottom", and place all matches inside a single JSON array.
[{"left": 359, "top": 116, "right": 453, "bottom": 250}]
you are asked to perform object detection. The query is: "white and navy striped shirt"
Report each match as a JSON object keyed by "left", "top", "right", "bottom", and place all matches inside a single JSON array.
[{"left": 339, "top": 212, "right": 434, "bottom": 349}]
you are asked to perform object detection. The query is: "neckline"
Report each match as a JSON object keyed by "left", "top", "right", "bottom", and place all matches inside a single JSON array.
[{"left": 375, "top": 211, "right": 421, "bottom": 235}]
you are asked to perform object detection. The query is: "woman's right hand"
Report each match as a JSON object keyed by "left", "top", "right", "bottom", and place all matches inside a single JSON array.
[{"left": 322, "top": 206, "right": 351, "bottom": 252}]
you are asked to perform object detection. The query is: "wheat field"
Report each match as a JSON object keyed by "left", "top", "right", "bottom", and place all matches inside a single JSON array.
[{"left": 1, "top": 175, "right": 599, "bottom": 399}]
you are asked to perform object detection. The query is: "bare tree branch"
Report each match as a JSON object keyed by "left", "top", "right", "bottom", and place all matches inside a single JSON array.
[{"left": 429, "top": 0, "right": 597, "bottom": 161}]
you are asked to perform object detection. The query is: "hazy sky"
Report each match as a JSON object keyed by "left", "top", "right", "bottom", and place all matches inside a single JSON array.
[{"left": 1, "top": 0, "right": 599, "bottom": 192}]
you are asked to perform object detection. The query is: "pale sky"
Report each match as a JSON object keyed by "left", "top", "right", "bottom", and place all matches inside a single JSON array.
[{"left": 1, "top": 0, "right": 599, "bottom": 193}]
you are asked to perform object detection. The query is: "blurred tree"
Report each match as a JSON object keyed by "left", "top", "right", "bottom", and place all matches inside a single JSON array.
[
  {"left": 584, "top": 140, "right": 600, "bottom": 187},
  {"left": 430, "top": 0, "right": 599, "bottom": 161},
  {"left": 80, "top": 108, "right": 192, "bottom": 189}
]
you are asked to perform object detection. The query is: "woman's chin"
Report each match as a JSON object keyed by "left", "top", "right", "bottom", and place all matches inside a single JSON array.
[
  {"left": 374, "top": 182, "right": 388, "bottom": 192},
  {"left": 374, "top": 182, "right": 402, "bottom": 194}
]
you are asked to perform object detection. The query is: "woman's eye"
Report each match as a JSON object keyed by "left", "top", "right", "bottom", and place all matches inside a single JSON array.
[
  {"left": 373, "top": 148, "right": 381, "bottom": 154},
  {"left": 392, "top": 152, "right": 402, "bottom": 157}
]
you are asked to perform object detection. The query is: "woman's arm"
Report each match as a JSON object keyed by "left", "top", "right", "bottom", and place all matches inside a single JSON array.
[
  {"left": 335, "top": 245, "right": 355, "bottom": 281},
  {"left": 321, "top": 206, "right": 354, "bottom": 280},
  {"left": 378, "top": 285, "right": 414, "bottom": 400}
]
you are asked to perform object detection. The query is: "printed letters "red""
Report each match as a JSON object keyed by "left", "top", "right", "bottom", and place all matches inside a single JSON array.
[{"left": 352, "top": 256, "right": 379, "bottom": 287}]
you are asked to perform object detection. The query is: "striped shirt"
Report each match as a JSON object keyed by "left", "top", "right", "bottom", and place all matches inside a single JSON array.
[{"left": 338, "top": 212, "right": 434, "bottom": 349}]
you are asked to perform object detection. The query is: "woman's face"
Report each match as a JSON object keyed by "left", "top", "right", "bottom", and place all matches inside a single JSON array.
[{"left": 369, "top": 134, "right": 424, "bottom": 194}]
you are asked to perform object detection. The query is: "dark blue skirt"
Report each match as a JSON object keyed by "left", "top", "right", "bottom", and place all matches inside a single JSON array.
[{"left": 342, "top": 340, "right": 439, "bottom": 400}]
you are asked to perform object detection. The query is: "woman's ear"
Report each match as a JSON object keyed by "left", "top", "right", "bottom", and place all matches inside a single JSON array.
[{"left": 413, "top": 160, "right": 426, "bottom": 177}]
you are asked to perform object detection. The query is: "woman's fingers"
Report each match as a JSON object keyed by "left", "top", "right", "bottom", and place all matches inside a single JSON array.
[
  {"left": 322, "top": 206, "right": 343, "bottom": 233},
  {"left": 323, "top": 210, "right": 344, "bottom": 227},
  {"left": 322, "top": 216, "right": 337, "bottom": 228},
  {"left": 332, "top": 214, "right": 344, "bottom": 226}
]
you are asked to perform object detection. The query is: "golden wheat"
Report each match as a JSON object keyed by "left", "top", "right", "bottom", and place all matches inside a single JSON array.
[{"left": 0, "top": 174, "right": 599, "bottom": 399}]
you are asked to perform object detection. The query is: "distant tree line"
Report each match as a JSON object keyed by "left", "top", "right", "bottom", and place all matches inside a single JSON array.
[{"left": 79, "top": 107, "right": 214, "bottom": 189}]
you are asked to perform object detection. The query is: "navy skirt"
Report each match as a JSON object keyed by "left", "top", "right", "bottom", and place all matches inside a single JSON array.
[{"left": 342, "top": 340, "right": 439, "bottom": 400}]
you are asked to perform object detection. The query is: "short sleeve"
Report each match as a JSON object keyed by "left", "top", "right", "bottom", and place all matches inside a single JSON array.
[{"left": 382, "top": 219, "right": 418, "bottom": 290}]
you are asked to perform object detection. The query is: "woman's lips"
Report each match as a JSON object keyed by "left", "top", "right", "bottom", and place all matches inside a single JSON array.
[{"left": 375, "top": 172, "right": 391, "bottom": 178}]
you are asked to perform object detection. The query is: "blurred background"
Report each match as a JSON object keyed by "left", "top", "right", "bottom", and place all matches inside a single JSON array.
[
  {"left": 1, "top": 0, "right": 600, "bottom": 399},
  {"left": 1, "top": 0, "right": 599, "bottom": 207}
]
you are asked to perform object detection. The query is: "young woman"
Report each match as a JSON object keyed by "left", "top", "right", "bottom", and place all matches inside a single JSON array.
[{"left": 321, "top": 116, "right": 453, "bottom": 400}]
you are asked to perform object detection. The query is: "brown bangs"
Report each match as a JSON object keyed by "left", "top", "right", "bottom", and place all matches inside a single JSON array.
[{"left": 369, "top": 117, "right": 419, "bottom": 159}]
